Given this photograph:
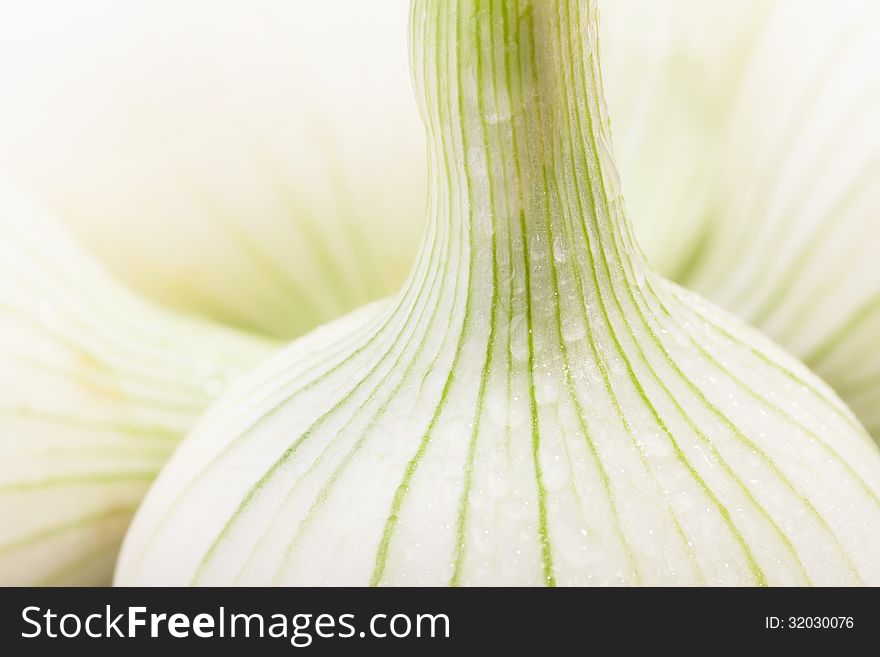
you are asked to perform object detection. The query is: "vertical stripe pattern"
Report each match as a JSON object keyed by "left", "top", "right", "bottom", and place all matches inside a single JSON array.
[{"left": 117, "top": 0, "right": 880, "bottom": 587}]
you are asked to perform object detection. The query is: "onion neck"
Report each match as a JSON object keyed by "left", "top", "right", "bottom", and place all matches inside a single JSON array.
[{"left": 409, "top": 0, "right": 647, "bottom": 317}]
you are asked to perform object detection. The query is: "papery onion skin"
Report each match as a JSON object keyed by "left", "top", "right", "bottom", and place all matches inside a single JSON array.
[
  {"left": 117, "top": 0, "right": 880, "bottom": 587},
  {"left": 0, "top": 189, "right": 276, "bottom": 585}
]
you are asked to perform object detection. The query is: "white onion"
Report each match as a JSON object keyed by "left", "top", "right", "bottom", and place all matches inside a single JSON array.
[
  {"left": 0, "top": 186, "right": 275, "bottom": 585},
  {"left": 117, "top": 0, "right": 880, "bottom": 586}
]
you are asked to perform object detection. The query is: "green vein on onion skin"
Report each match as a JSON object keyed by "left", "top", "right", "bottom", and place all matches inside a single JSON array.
[{"left": 116, "top": 0, "right": 880, "bottom": 587}]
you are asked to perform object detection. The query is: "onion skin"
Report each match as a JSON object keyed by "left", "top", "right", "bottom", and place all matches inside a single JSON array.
[
  {"left": 117, "top": 0, "right": 880, "bottom": 587},
  {"left": 0, "top": 191, "right": 276, "bottom": 585}
]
